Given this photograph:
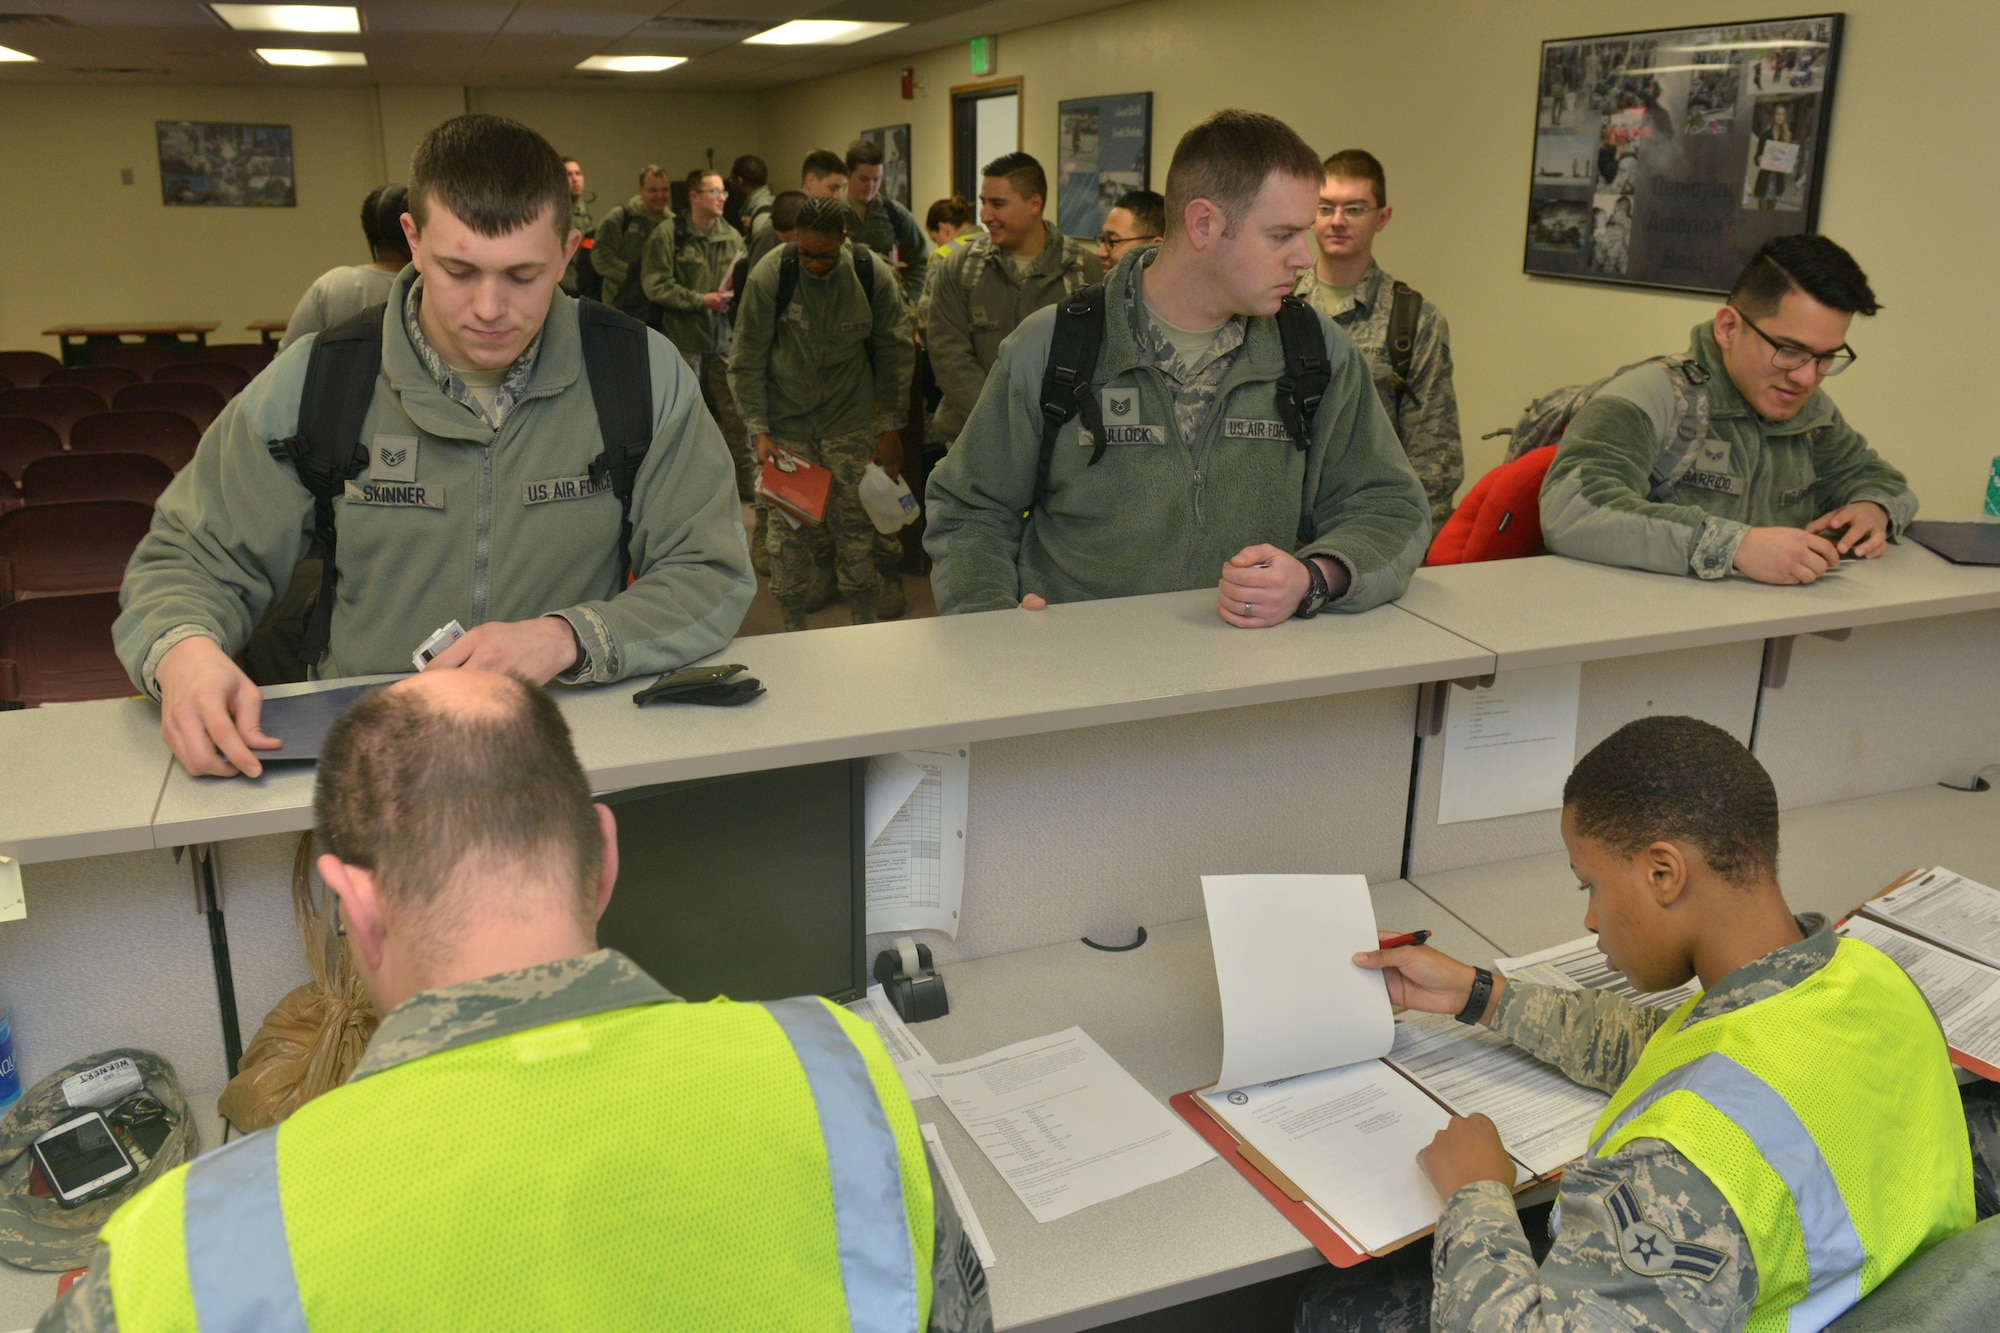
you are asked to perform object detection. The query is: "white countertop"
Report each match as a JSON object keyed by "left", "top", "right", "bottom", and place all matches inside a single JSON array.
[{"left": 0, "top": 698, "right": 169, "bottom": 864}]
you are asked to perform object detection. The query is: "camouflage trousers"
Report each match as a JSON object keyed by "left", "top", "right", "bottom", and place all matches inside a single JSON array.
[
  {"left": 1294, "top": 1203, "right": 1556, "bottom": 1333},
  {"left": 767, "top": 431, "right": 881, "bottom": 615},
  {"left": 692, "top": 352, "right": 755, "bottom": 501}
]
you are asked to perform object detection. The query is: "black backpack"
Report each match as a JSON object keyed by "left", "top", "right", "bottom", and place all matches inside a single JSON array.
[
  {"left": 1035, "top": 288, "right": 1331, "bottom": 540},
  {"left": 1382, "top": 281, "right": 1422, "bottom": 411},
  {"left": 742, "top": 243, "right": 879, "bottom": 368},
  {"left": 279, "top": 299, "right": 654, "bottom": 667}
]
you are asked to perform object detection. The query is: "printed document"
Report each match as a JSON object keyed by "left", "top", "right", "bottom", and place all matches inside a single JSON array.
[
  {"left": 865, "top": 745, "right": 970, "bottom": 938},
  {"left": 928, "top": 1026, "right": 1213, "bottom": 1223},
  {"left": 1860, "top": 867, "right": 2000, "bottom": 970},
  {"left": 1385, "top": 1012, "right": 1607, "bottom": 1176},
  {"left": 1436, "top": 663, "right": 1582, "bottom": 825},
  {"left": 845, "top": 984, "right": 939, "bottom": 1101},
  {"left": 921, "top": 1123, "right": 998, "bottom": 1269},
  {"left": 1495, "top": 935, "right": 1700, "bottom": 1011},
  {"left": 1841, "top": 914, "right": 2000, "bottom": 1068}
]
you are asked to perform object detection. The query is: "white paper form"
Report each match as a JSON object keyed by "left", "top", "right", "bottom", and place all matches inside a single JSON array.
[
  {"left": 1840, "top": 915, "right": 2000, "bottom": 1067},
  {"left": 1202, "top": 875, "right": 1393, "bottom": 1092},
  {"left": 928, "top": 1026, "right": 1213, "bottom": 1224},
  {"left": 866, "top": 745, "right": 970, "bottom": 937},
  {"left": 1385, "top": 1011, "right": 1606, "bottom": 1176},
  {"left": 845, "top": 984, "right": 940, "bottom": 1101},
  {"left": 865, "top": 754, "right": 926, "bottom": 847},
  {"left": 0, "top": 856, "right": 22, "bottom": 923},
  {"left": 1861, "top": 868, "right": 2000, "bottom": 969},
  {"left": 1199, "top": 1063, "right": 1450, "bottom": 1252},
  {"left": 1495, "top": 934, "right": 1700, "bottom": 1012},
  {"left": 1436, "top": 663, "right": 1583, "bottom": 825},
  {"left": 921, "top": 1123, "right": 998, "bottom": 1270}
]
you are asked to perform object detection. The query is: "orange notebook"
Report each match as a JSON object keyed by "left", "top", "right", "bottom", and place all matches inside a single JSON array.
[{"left": 757, "top": 450, "right": 831, "bottom": 527}]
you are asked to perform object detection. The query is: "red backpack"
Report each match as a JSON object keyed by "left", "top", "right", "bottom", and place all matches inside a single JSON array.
[{"left": 1424, "top": 445, "right": 1556, "bottom": 566}]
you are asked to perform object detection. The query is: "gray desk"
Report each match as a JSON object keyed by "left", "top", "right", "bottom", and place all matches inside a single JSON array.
[{"left": 0, "top": 701, "right": 170, "bottom": 865}]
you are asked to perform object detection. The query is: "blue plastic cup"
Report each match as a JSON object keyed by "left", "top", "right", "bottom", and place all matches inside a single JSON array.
[{"left": 0, "top": 1010, "right": 19, "bottom": 1112}]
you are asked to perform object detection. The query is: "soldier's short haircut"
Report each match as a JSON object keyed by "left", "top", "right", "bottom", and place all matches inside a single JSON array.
[
  {"left": 926, "top": 195, "right": 973, "bottom": 231},
  {"left": 801, "top": 149, "right": 846, "bottom": 182},
  {"left": 1729, "top": 234, "right": 1879, "bottom": 319},
  {"left": 1563, "top": 716, "right": 1779, "bottom": 885},
  {"left": 408, "top": 114, "right": 570, "bottom": 239},
  {"left": 796, "top": 196, "right": 848, "bottom": 238},
  {"left": 1164, "top": 110, "right": 1322, "bottom": 239},
  {"left": 1113, "top": 189, "right": 1166, "bottom": 239},
  {"left": 981, "top": 152, "right": 1047, "bottom": 204},
  {"left": 770, "top": 190, "right": 810, "bottom": 233},
  {"left": 1322, "top": 149, "right": 1388, "bottom": 208},
  {"left": 638, "top": 163, "right": 669, "bottom": 185},
  {"left": 845, "top": 138, "right": 885, "bottom": 172},
  {"left": 685, "top": 166, "right": 722, "bottom": 200},
  {"left": 315, "top": 676, "right": 604, "bottom": 923},
  {"left": 730, "top": 154, "right": 768, "bottom": 187}
]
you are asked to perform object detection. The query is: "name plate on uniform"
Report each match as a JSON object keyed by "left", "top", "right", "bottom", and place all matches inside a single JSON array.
[
  {"left": 523, "top": 474, "right": 615, "bottom": 505},
  {"left": 1678, "top": 468, "right": 1744, "bottom": 496},
  {"left": 1223, "top": 418, "right": 1289, "bottom": 440},
  {"left": 344, "top": 479, "right": 444, "bottom": 508}
]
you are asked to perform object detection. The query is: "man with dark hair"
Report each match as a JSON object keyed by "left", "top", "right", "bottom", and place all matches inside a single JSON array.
[
  {"left": 559, "top": 156, "right": 596, "bottom": 299},
  {"left": 1096, "top": 189, "right": 1164, "bottom": 268},
  {"left": 1298, "top": 714, "right": 1981, "bottom": 1333},
  {"left": 589, "top": 164, "right": 674, "bottom": 320},
  {"left": 725, "top": 152, "right": 770, "bottom": 237},
  {"left": 280, "top": 183, "right": 412, "bottom": 350},
  {"left": 40, "top": 669, "right": 993, "bottom": 1333},
  {"left": 1295, "top": 150, "right": 1463, "bottom": 529},
  {"left": 643, "top": 168, "right": 753, "bottom": 500},
  {"left": 115, "top": 115, "right": 752, "bottom": 778},
  {"left": 925, "top": 110, "right": 1426, "bottom": 621},
  {"left": 844, "top": 137, "right": 928, "bottom": 305},
  {"left": 1542, "top": 234, "right": 1916, "bottom": 583},
  {"left": 800, "top": 149, "right": 847, "bottom": 201},
  {"left": 732, "top": 197, "right": 914, "bottom": 630},
  {"left": 926, "top": 150, "right": 1102, "bottom": 442}
]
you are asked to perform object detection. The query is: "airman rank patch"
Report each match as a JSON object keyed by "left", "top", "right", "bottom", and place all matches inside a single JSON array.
[
  {"left": 1608, "top": 1178, "right": 1727, "bottom": 1281},
  {"left": 343, "top": 479, "right": 443, "bottom": 508},
  {"left": 523, "top": 474, "right": 615, "bottom": 505},
  {"left": 1224, "top": 418, "right": 1290, "bottom": 440},
  {"left": 371, "top": 434, "right": 418, "bottom": 481}
]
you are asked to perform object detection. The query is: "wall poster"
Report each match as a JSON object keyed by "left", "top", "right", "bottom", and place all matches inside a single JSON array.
[
  {"left": 1526, "top": 15, "right": 1842, "bottom": 294},
  {"left": 860, "top": 123, "right": 912, "bottom": 211},
  {"left": 157, "top": 121, "right": 296, "bottom": 207},
  {"left": 1056, "top": 92, "right": 1152, "bottom": 240}
]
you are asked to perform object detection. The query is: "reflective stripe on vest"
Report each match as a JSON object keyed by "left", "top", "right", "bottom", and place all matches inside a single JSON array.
[
  {"left": 182, "top": 1129, "right": 306, "bottom": 1333},
  {"left": 179, "top": 998, "right": 919, "bottom": 1332},
  {"left": 1590, "top": 1050, "right": 1863, "bottom": 1333},
  {"left": 765, "top": 996, "right": 921, "bottom": 1333}
]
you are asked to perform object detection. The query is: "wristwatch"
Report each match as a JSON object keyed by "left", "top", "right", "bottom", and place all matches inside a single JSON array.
[
  {"left": 1293, "top": 556, "right": 1332, "bottom": 619},
  {"left": 1456, "top": 967, "right": 1495, "bottom": 1025}
]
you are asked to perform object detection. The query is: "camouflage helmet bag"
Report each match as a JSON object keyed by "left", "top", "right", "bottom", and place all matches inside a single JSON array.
[{"left": 0, "top": 1048, "right": 197, "bottom": 1272}]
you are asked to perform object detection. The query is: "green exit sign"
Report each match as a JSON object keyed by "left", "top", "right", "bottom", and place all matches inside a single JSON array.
[{"left": 969, "top": 35, "right": 995, "bottom": 76}]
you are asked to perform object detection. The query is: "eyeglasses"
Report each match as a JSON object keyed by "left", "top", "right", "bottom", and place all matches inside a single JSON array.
[
  {"left": 1316, "top": 202, "right": 1379, "bottom": 221},
  {"left": 1734, "top": 309, "right": 1857, "bottom": 376},
  {"left": 695, "top": 187, "right": 727, "bottom": 197},
  {"left": 1096, "top": 232, "right": 1154, "bottom": 249}
]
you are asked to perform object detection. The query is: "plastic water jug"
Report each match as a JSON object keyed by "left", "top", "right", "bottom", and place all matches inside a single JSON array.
[{"left": 859, "top": 463, "right": 920, "bottom": 534}]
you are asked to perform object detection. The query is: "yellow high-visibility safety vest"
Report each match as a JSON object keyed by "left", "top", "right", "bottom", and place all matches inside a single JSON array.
[
  {"left": 97, "top": 996, "right": 934, "bottom": 1332},
  {"left": 1590, "top": 938, "right": 1972, "bottom": 1333}
]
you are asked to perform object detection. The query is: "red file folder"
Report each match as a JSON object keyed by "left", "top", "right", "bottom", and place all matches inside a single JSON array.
[
  {"left": 1170, "top": 1089, "right": 1371, "bottom": 1267},
  {"left": 757, "top": 450, "right": 831, "bottom": 527}
]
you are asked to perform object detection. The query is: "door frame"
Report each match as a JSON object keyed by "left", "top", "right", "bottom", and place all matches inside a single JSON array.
[{"left": 950, "top": 76, "right": 1025, "bottom": 200}]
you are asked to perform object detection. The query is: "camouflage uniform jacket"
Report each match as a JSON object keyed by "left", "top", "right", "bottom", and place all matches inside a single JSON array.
[
  {"left": 925, "top": 221, "right": 1103, "bottom": 439},
  {"left": 590, "top": 196, "right": 669, "bottom": 321},
  {"left": 561, "top": 197, "right": 594, "bottom": 296},
  {"left": 641, "top": 215, "right": 744, "bottom": 359},
  {"left": 38, "top": 950, "right": 993, "bottom": 1333},
  {"left": 845, "top": 194, "right": 930, "bottom": 306},
  {"left": 1433, "top": 914, "right": 1856, "bottom": 1333},
  {"left": 1294, "top": 260, "right": 1464, "bottom": 528},
  {"left": 1540, "top": 323, "right": 1917, "bottom": 579},
  {"left": 924, "top": 246, "right": 1429, "bottom": 614}
]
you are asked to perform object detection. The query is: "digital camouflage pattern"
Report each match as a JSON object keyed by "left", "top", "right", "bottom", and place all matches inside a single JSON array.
[
  {"left": 561, "top": 197, "right": 594, "bottom": 297},
  {"left": 40, "top": 949, "right": 989, "bottom": 1333},
  {"left": 1130, "top": 281, "right": 1248, "bottom": 447},
  {"left": 1, "top": 1050, "right": 196, "bottom": 1273},
  {"left": 404, "top": 277, "right": 542, "bottom": 432},
  {"left": 844, "top": 194, "right": 930, "bottom": 306},
  {"left": 1296, "top": 261, "right": 1464, "bottom": 529},
  {"left": 765, "top": 431, "right": 883, "bottom": 626},
  {"left": 693, "top": 351, "right": 756, "bottom": 501}
]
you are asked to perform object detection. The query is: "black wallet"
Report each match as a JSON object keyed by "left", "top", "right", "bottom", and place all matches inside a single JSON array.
[{"left": 632, "top": 663, "right": 765, "bottom": 707}]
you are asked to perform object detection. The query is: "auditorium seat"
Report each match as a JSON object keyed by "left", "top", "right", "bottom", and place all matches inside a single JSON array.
[
  {"left": 21, "top": 453, "right": 174, "bottom": 507},
  {"left": 93, "top": 344, "right": 184, "bottom": 378},
  {"left": 69, "top": 411, "right": 199, "bottom": 471},
  {"left": 0, "top": 592, "right": 131, "bottom": 704},
  {"left": 0, "top": 385, "right": 107, "bottom": 445},
  {"left": 153, "top": 360, "right": 249, "bottom": 398},
  {"left": 0, "top": 468, "right": 14, "bottom": 512},
  {"left": 199, "top": 343, "right": 275, "bottom": 373},
  {"left": 0, "top": 418, "right": 63, "bottom": 480},
  {"left": 0, "top": 351, "right": 61, "bottom": 387},
  {"left": 0, "top": 500, "right": 154, "bottom": 597},
  {"left": 46, "top": 365, "right": 141, "bottom": 398},
  {"left": 112, "top": 381, "right": 225, "bottom": 433},
  {"left": 0, "top": 372, "right": 10, "bottom": 393}
]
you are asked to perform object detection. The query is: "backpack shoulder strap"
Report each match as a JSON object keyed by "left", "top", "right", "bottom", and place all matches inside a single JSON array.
[
  {"left": 774, "top": 244, "right": 801, "bottom": 323},
  {"left": 1385, "top": 281, "right": 1422, "bottom": 402},
  {"left": 577, "top": 301, "right": 657, "bottom": 590},
  {"left": 1272, "top": 294, "right": 1329, "bottom": 455},
  {"left": 1036, "top": 284, "right": 1109, "bottom": 500},
  {"left": 287, "top": 302, "right": 385, "bottom": 666},
  {"left": 851, "top": 243, "right": 874, "bottom": 295}
]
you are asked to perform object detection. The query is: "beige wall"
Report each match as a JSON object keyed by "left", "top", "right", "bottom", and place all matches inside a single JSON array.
[
  {"left": 0, "top": 83, "right": 758, "bottom": 356},
  {"left": 758, "top": 0, "right": 2000, "bottom": 519}
]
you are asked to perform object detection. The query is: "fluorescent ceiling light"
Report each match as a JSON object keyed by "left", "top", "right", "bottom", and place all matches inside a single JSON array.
[
  {"left": 255, "top": 48, "right": 367, "bottom": 66},
  {"left": 745, "top": 20, "right": 907, "bottom": 46},
  {"left": 0, "top": 45, "right": 37, "bottom": 63},
  {"left": 575, "top": 55, "right": 687, "bottom": 73},
  {"left": 212, "top": 5, "right": 361, "bottom": 33}
]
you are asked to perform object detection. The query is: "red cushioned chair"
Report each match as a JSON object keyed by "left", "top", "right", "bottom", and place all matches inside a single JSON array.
[
  {"left": 153, "top": 360, "right": 250, "bottom": 399},
  {"left": 1425, "top": 444, "right": 1558, "bottom": 566},
  {"left": 0, "top": 351, "right": 60, "bottom": 388},
  {"left": 69, "top": 411, "right": 200, "bottom": 471},
  {"left": 92, "top": 344, "right": 184, "bottom": 378},
  {"left": 0, "top": 500, "right": 155, "bottom": 597},
  {"left": 0, "top": 592, "right": 132, "bottom": 704},
  {"left": 0, "top": 385, "right": 107, "bottom": 446},
  {"left": 21, "top": 452, "right": 175, "bottom": 507},
  {"left": 0, "top": 418, "right": 63, "bottom": 482},
  {"left": 112, "top": 381, "right": 225, "bottom": 433},
  {"left": 45, "top": 365, "right": 140, "bottom": 399},
  {"left": 198, "top": 343, "right": 275, "bottom": 373}
]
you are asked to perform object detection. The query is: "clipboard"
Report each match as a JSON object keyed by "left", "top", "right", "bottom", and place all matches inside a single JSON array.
[{"left": 1840, "top": 867, "right": 2000, "bottom": 1082}]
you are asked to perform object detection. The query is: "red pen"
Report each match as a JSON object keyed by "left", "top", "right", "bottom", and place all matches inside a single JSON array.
[{"left": 1378, "top": 930, "right": 1432, "bottom": 949}]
